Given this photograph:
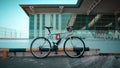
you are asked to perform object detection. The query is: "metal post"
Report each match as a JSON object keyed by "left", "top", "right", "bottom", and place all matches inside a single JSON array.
[
  {"left": 4, "top": 29, "right": 6, "bottom": 38},
  {"left": 11, "top": 32, "right": 12, "bottom": 39},
  {"left": 20, "top": 32, "right": 21, "bottom": 38},
  {"left": 15, "top": 31, "right": 17, "bottom": 38}
]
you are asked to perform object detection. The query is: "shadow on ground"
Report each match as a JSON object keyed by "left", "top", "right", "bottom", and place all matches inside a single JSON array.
[{"left": 0, "top": 56, "right": 120, "bottom": 68}]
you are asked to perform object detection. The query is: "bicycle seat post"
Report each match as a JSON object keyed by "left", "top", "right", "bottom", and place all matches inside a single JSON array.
[
  {"left": 46, "top": 28, "right": 51, "bottom": 34},
  {"left": 44, "top": 26, "right": 53, "bottom": 34}
]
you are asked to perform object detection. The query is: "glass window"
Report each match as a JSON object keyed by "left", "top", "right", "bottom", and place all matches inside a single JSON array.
[
  {"left": 29, "top": 14, "right": 34, "bottom": 39},
  {"left": 42, "top": 14, "right": 45, "bottom": 36},
  {"left": 37, "top": 14, "right": 40, "bottom": 36},
  {"left": 56, "top": 14, "right": 59, "bottom": 30},
  {"left": 73, "top": 14, "right": 115, "bottom": 30},
  {"left": 50, "top": 14, "right": 53, "bottom": 27},
  {"left": 61, "top": 13, "right": 71, "bottom": 30}
]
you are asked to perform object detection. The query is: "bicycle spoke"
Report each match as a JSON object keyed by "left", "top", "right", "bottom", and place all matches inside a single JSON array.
[
  {"left": 64, "top": 36, "right": 85, "bottom": 58},
  {"left": 30, "top": 37, "right": 51, "bottom": 58}
]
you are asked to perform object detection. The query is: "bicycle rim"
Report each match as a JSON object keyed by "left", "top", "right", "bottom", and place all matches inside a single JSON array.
[
  {"left": 30, "top": 37, "right": 51, "bottom": 58},
  {"left": 64, "top": 36, "right": 85, "bottom": 58}
]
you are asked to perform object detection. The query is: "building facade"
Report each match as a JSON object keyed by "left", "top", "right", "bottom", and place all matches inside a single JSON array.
[
  {"left": 29, "top": 13, "right": 71, "bottom": 39},
  {"left": 29, "top": 13, "right": 118, "bottom": 39},
  {"left": 20, "top": 0, "right": 120, "bottom": 39}
]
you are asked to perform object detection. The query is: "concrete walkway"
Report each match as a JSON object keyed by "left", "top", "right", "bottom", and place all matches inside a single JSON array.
[{"left": 0, "top": 56, "right": 120, "bottom": 68}]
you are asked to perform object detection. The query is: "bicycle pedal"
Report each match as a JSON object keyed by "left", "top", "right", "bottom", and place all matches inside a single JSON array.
[{"left": 55, "top": 52, "right": 58, "bottom": 54}]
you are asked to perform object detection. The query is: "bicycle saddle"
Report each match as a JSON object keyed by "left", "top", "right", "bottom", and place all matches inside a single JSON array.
[
  {"left": 44, "top": 26, "right": 53, "bottom": 29},
  {"left": 44, "top": 26, "right": 53, "bottom": 33}
]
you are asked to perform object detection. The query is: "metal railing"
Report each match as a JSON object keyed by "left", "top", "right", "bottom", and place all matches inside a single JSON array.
[
  {"left": 0, "top": 27, "right": 28, "bottom": 39},
  {"left": 74, "top": 30, "right": 120, "bottom": 40},
  {"left": 29, "top": 30, "right": 120, "bottom": 40},
  {"left": 0, "top": 27, "right": 119, "bottom": 40}
]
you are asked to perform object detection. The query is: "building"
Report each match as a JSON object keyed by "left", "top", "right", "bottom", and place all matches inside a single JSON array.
[
  {"left": 20, "top": 0, "right": 120, "bottom": 39},
  {"left": 28, "top": 13, "right": 71, "bottom": 39}
]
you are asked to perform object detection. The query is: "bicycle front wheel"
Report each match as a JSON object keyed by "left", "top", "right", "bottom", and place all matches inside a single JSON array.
[
  {"left": 64, "top": 36, "right": 85, "bottom": 58},
  {"left": 30, "top": 37, "right": 51, "bottom": 59}
]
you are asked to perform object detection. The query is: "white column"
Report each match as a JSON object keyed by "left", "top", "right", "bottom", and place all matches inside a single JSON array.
[
  {"left": 38, "top": 14, "right": 41, "bottom": 37},
  {"left": 53, "top": 14, "right": 56, "bottom": 32},
  {"left": 34, "top": 14, "right": 37, "bottom": 38},
  {"left": 45, "top": 14, "right": 50, "bottom": 27},
  {"left": 45, "top": 14, "right": 51, "bottom": 35},
  {"left": 59, "top": 14, "right": 62, "bottom": 32},
  {"left": 40, "top": 14, "right": 43, "bottom": 37}
]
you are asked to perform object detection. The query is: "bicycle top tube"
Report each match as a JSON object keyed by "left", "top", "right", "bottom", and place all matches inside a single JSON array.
[
  {"left": 44, "top": 26, "right": 74, "bottom": 35},
  {"left": 50, "top": 32, "right": 68, "bottom": 35}
]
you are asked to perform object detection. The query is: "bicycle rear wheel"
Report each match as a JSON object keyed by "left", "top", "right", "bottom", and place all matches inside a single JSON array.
[
  {"left": 30, "top": 37, "right": 51, "bottom": 59},
  {"left": 64, "top": 36, "right": 85, "bottom": 58}
]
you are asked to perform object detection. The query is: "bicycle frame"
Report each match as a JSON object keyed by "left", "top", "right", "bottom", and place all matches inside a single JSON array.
[{"left": 46, "top": 31, "right": 74, "bottom": 47}]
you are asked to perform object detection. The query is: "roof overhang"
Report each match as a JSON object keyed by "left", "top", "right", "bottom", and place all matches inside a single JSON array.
[
  {"left": 20, "top": 0, "right": 120, "bottom": 15},
  {"left": 20, "top": 0, "right": 83, "bottom": 15}
]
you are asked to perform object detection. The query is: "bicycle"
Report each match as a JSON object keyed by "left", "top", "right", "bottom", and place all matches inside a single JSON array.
[{"left": 30, "top": 26, "right": 85, "bottom": 58}]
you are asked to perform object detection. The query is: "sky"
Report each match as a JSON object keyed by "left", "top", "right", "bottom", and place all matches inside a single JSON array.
[{"left": 0, "top": 0, "right": 77, "bottom": 38}]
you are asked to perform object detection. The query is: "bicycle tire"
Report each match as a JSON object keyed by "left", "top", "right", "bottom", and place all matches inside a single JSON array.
[
  {"left": 64, "top": 36, "right": 85, "bottom": 58},
  {"left": 30, "top": 37, "right": 51, "bottom": 59}
]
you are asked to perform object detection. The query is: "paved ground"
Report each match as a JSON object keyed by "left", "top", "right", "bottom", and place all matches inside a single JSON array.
[{"left": 0, "top": 56, "right": 120, "bottom": 68}]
